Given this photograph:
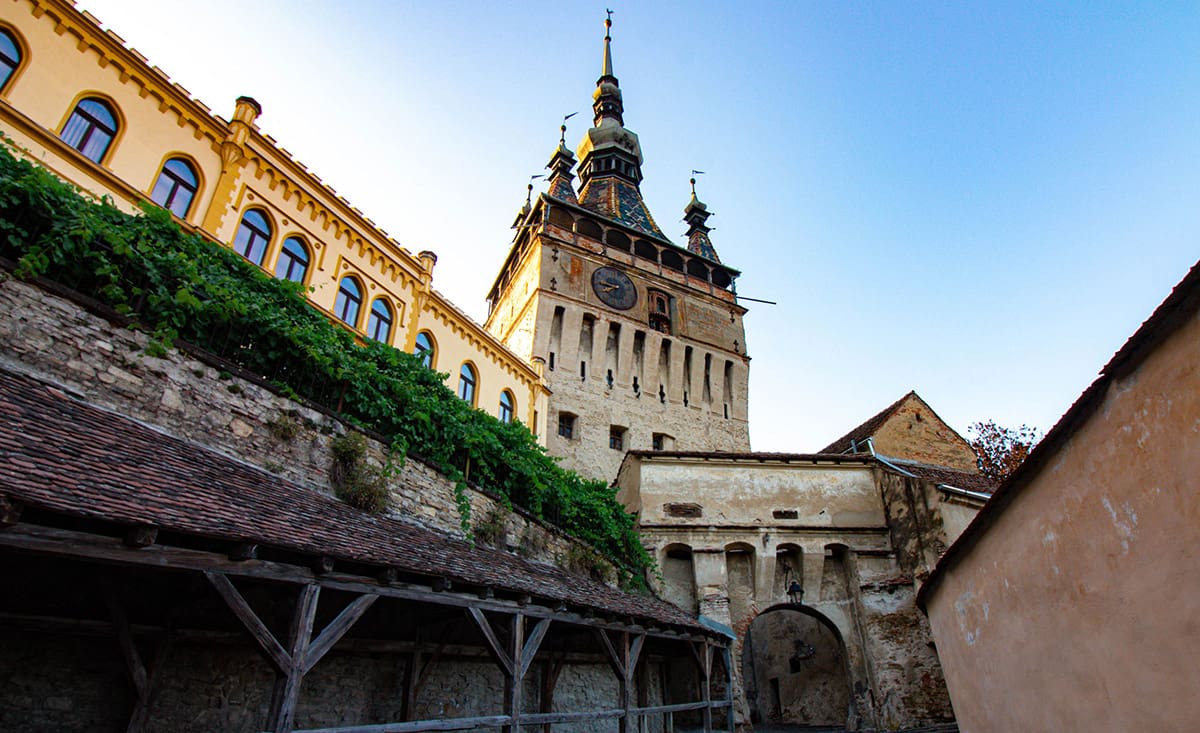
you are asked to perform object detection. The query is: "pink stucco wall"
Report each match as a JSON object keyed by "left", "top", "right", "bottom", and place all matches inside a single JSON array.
[{"left": 923, "top": 308, "right": 1200, "bottom": 731}]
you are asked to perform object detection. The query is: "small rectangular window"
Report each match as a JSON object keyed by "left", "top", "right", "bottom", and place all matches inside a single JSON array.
[
  {"left": 558, "top": 413, "right": 576, "bottom": 440},
  {"left": 609, "top": 426, "right": 625, "bottom": 451}
]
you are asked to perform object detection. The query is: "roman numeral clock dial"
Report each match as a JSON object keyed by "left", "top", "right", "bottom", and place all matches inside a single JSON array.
[{"left": 591, "top": 266, "right": 638, "bottom": 310}]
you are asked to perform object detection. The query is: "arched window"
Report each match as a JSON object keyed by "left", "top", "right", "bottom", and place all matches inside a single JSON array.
[
  {"left": 414, "top": 331, "right": 435, "bottom": 368},
  {"left": 498, "top": 390, "right": 515, "bottom": 424},
  {"left": 61, "top": 97, "right": 118, "bottom": 163},
  {"left": 335, "top": 277, "right": 362, "bottom": 327},
  {"left": 233, "top": 209, "right": 271, "bottom": 265},
  {"left": 0, "top": 29, "right": 22, "bottom": 92},
  {"left": 274, "top": 236, "right": 309, "bottom": 283},
  {"left": 149, "top": 157, "right": 199, "bottom": 218},
  {"left": 366, "top": 298, "right": 393, "bottom": 343},
  {"left": 457, "top": 363, "right": 477, "bottom": 405}
]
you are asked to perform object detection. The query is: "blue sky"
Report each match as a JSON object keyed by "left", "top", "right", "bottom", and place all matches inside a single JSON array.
[{"left": 78, "top": 0, "right": 1199, "bottom": 451}]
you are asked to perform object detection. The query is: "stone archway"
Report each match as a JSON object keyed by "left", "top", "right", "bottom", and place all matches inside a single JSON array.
[{"left": 741, "top": 604, "right": 853, "bottom": 728}]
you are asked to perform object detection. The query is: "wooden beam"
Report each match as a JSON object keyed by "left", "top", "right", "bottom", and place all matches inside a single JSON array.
[
  {"left": 303, "top": 593, "right": 378, "bottom": 674},
  {"left": 467, "top": 607, "right": 514, "bottom": 678},
  {"left": 127, "top": 631, "right": 173, "bottom": 733},
  {"left": 230, "top": 543, "right": 259, "bottom": 561},
  {"left": 292, "top": 713, "right": 512, "bottom": 733},
  {"left": 594, "top": 628, "right": 624, "bottom": 678},
  {"left": 700, "top": 643, "right": 714, "bottom": 733},
  {"left": 266, "top": 583, "right": 320, "bottom": 733},
  {"left": 123, "top": 525, "right": 157, "bottom": 548},
  {"left": 0, "top": 524, "right": 729, "bottom": 643},
  {"left": 204, "top": 571, "right": 289, "bottom": 673},
  {"left": 518, "top": 618, "right": 551, "bottom": 679},
  {"left": 103, "top": 586, "right": 147, "bottom": 698},
  {"left": 0, "top": 495, "right": 21, "bottom": 526}
]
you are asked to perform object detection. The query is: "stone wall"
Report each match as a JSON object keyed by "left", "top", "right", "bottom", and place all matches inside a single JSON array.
[
  {"left": 0, "top": 629, "right": 671, "bottom": 733},
  {"left": 0, "top": 275, "right": 617, "bottom": 581}
]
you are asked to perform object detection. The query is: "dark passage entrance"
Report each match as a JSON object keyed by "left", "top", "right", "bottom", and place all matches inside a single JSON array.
[{"left": 741, "top": 606, "right": 851, "bottom": 728}]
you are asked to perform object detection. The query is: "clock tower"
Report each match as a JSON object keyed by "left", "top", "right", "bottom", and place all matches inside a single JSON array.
[{"left": 485, "top": 16, "right": 750, "bottom": 481}]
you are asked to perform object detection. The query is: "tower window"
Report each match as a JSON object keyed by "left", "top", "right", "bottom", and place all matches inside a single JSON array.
[
  {"left": 61, "top": 97, "right": 118, "bottom": 163},
  {"left": 557, "top": 412, "right": 577, "bottom": 440},
  {"left": 648, "top": 289, "right": 671, "bottom": 334},
  {"left": 609, "top": 426, "right": 626, "bottom": 451},
  {"left": 652, "top": 433, "right": 674, "bottom": 451},
  {"left": 150, "top": 157, "right": 199, "bottom": 218}
]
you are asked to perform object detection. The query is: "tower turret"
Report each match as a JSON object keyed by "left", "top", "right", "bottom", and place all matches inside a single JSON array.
[
  {"left": 684, "top": 176, "right": 721, "bottom": 263},
  {"left": 545, "top": 120, "right": 579, "bottom": 204}
]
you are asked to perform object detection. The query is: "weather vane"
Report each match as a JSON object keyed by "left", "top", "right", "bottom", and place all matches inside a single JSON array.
[
  {"left": 690, "top": 169, "right": 706, "bottom": 195},
  {"left": 560, "top": 111, "right": 577, "bottom": 144}
]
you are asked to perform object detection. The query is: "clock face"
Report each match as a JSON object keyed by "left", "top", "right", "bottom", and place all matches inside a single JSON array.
[{"left": 591, "top": 266, "right": 638, "bottom": 310}]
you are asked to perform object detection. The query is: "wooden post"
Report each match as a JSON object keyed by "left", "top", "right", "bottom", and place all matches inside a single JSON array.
[
  {"left": 205, "top": 573, "right": 377, "bottom": 733},
  {"left": 540, "top": 653, "right": 566, "bottom": 733},
  {"left": 266, "top": 583, "right": 320, "bottom": 733},
  {"left": 723, "top": 646, "right": 735, "bottom": 733},
  {"left": 469, "top": 608, "right": 551, "bottom": 733},
  {"left": 703, "top": 643, "right": 714, "bottom": 733},
  {"left": 595, "top": 629, "right": 645, "bottom": 733},
  {"left": 103, "top": 586, "right": 152, "bottom": 733}
]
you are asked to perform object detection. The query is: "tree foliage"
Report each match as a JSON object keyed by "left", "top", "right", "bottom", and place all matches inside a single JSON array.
[
  {"left": 0, "top": 143, "right": 651, "bottom": 587},
  {"left": 969, "top": 420, "right": 1041, "bottom": 483}
]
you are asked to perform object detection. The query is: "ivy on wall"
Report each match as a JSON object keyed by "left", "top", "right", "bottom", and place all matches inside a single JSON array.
[{"left": 0, "top": 145, "right": 651, "bottom": 586}]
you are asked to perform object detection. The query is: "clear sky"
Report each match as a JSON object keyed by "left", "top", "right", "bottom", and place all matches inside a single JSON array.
[{"left": 76, "top": 0, "right": 1199, "bottom": 452}]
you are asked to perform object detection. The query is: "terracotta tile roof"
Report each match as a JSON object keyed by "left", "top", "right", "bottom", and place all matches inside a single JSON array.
[
  {"left": 0, "top": 368, "right": 703, "bottom": 631},
  {"left": 819, "top": 391, "right": 916, "bottom": 454}
]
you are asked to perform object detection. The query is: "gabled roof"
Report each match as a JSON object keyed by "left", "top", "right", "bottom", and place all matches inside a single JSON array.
[
  {"left": 819, "top": 391, "right": 918, "bottom": 454},
  {"left": 919, "top": 257, "right": 1200, "bottom": 610},
  {"left": 0, "top": 368, "right": 703, "bottom": 631}
]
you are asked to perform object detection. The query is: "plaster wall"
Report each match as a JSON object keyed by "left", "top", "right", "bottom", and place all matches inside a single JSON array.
[
  {"left": 924, "top": 308, "right": 1200, "bottom": 732},
  {"left": 629, "top": 460, "right": 885, "bottom": 527},
  {"left": 872, "top": 395, "right": 978, "bottom": 472}
]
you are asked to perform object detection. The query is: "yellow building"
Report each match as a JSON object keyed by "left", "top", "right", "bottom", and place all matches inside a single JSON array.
[{"left": 0, "top": 0, "right": 547, "bottom": 436}]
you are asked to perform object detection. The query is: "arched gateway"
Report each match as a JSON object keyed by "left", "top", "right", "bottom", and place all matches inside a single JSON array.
[{"left": 741, "top": 604, "right": 853, "bottom": 728}]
